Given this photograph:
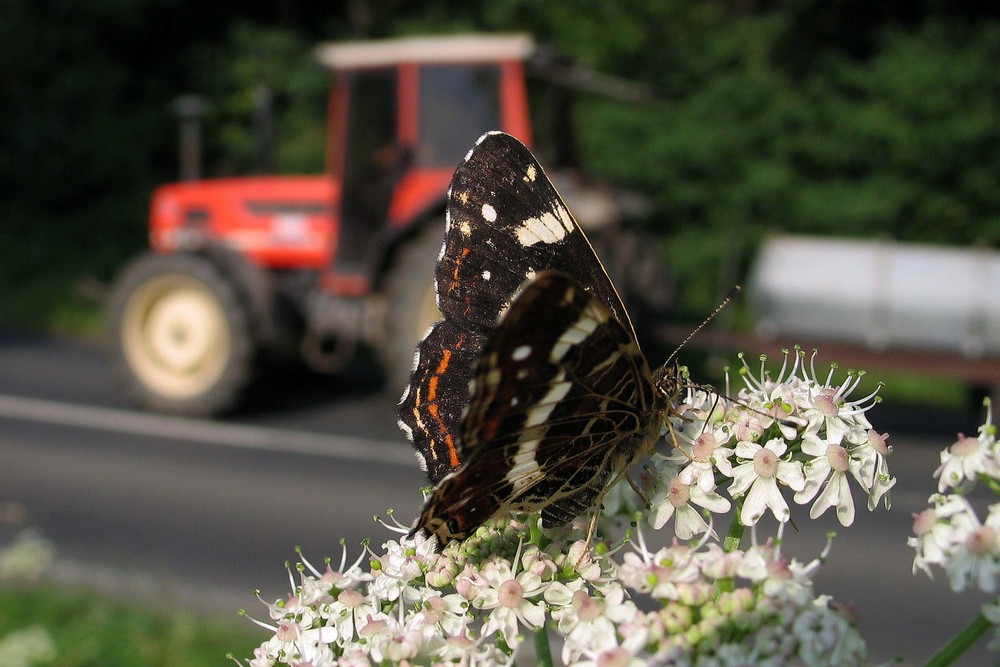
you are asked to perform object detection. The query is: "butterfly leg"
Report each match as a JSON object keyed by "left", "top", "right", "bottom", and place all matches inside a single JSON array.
[
  {"left": 664, "top": 418, "right": 694, "bottom": 461},
  {"left": 626, "top": 472, "right": 649, "bottom": 506},
  {"left": 577, "top": 468, "right": 631, "bottom": 567}
]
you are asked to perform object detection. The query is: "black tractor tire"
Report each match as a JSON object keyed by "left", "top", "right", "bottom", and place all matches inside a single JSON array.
[
  {"left": 106, "top": 252, "right": 257, "bottom": 416},
  {"left": 382, "top": 220, "right": 446, "bottom": 394}
]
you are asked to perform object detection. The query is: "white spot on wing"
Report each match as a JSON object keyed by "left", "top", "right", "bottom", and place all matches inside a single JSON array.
[
  {"left": 524, "top": 165, "right": 537, "bottom": 182},
  {"left": 525, "top": 379, "right": 572, "bottom": 428},
  {"left": 482, "top": 270, "right": 491, "bottom": 281},
  {"left": 413, "top": 450, "right": 428, "bottom": 472},
  {"left": 550, "top": 303, "right": 608, "bottom": 363},
  {"left": 481, "top": 203, "right": 497, "bottom": 222},
  {"left": 514, "top": 205, "right": 575, "bottom": 247},
  {"left": 459, "top": 220, "right": 472, "bottom": 236},
  {"left": 508, "top": 439, "right": 542, "bottom": 491},
  {"left": 397, "top": 418, "right": 414, "bottom": 441},
  {"left": 512, "top": 345, "right": 531, "bottom": 361}
]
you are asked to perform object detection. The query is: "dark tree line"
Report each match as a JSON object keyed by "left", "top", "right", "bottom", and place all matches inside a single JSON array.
[{"left": 2, "top": 0, "right": 999, "bottom": 327}]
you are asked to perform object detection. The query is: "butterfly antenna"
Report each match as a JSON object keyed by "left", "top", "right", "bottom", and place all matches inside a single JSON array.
[{"left": 664, "top": 284, "right": 741, "bottom": 367}]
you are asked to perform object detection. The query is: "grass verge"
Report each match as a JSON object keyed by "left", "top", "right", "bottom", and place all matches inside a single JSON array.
[{"left": 0, "top": 585, "right": 263, "bottom": 667}]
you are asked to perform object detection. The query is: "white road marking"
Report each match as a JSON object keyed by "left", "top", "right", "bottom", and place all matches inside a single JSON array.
[{"left": 0, "top": 393, "right": 414, "bottom": 466}]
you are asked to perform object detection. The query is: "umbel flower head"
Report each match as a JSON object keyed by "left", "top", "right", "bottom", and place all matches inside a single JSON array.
[
  {"left": 656, "top": 347, "right": 892, "bottom": 538},
  {"left": 912, "top": 399, "right": 1000, "bottom": 593},
  {"left": 239, "top": 350, "right": 887, "bottom": 666}
]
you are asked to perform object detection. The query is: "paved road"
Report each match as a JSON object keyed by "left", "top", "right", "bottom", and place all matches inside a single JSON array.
[{"left": 0, "top": 329, "right": 995, "bottom": 664}]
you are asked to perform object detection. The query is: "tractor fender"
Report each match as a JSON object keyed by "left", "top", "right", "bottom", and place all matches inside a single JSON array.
[
  {"left": 197, "top": 242, "right": 285, "bottom": 351},
  {"left": 375, "top": 197, "right": 448, "bottom": 288}
]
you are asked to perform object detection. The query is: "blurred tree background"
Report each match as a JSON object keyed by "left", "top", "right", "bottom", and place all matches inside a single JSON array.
[{"left": 2, "top": 0, "right": 999, "bottom": 331}]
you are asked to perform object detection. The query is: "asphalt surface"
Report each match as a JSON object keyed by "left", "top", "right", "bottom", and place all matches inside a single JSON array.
[{"left": 0, "top": 328, "right": 995, "bottom": 664}]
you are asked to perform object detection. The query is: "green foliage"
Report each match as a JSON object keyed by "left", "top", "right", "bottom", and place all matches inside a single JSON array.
[
  {"left": 0, "top": 585, "right": 261, "bottom": 667},
  {"left": 0, "top": 1, "right": 177, "bottom": 331},
  {"left": 191, "top": 23, "right": 329, "bottom": 176},
  {"left": 568, "top": 12, "right": 1000, "bottom": 315},
  {"left": 2, "top": 0, "right": 1000, "bottom": 330}
]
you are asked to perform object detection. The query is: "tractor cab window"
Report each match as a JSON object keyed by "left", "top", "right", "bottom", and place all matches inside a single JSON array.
[
  {"left": 343, "top": 69, "right": 398, "bottom": 181},
  {"left": 337, "top": 69, "right": 401, "bottom": 274},
  {"left": 417, "top": 65, "right": 500, "bottom": 168}
]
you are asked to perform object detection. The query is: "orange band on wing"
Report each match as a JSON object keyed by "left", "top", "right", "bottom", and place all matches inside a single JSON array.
[{"left": 426, "top": 347, "right": 461, "bottom": 469}]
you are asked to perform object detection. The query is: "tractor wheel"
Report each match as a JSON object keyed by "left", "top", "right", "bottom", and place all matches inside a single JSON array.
[
  {"left": 107, "top": 252, "right": 256, "bottom": 416},
  {"left": 382, "top": 220, "right": 445, "bottom": 394}
]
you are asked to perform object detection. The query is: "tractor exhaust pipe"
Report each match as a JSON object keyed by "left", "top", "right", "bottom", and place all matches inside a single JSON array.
[{"left": 173, "top": 94, "right": 207, "bottom": 182}]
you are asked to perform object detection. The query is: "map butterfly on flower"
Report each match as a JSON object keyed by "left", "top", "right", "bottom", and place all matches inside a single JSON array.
[{"left": 397, "top": 131, "right": 682, "bottom": 548}]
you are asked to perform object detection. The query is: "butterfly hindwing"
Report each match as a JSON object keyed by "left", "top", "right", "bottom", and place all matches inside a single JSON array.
[
  {"left": 398, "top": 321, "right": 488, "bottom": 483},
  {"left": 413, "top": 271, "right": 667, "bottom": 546}
]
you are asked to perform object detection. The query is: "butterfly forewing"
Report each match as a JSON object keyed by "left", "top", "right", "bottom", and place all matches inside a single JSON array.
[
  {"left": 436, "top": 132, "right": 635, "bottom": 338},
  {"left": 411, "top": 271, "right": 669, "bottom": 547},
  {"left": 399, "top": 131, "right": 638, "bottom": 485}
]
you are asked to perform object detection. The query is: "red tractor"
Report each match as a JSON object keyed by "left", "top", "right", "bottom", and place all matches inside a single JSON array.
[{"left": 107, "top": 34, "right": 671, "bottom": 416}]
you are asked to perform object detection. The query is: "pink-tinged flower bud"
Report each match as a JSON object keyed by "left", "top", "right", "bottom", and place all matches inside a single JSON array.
[
  {"left": 597, "top": 646, "right": 630, "bottom": 667},
  {"left": 572, "top": 589, "right": 603, "bottom": 622},
  {"left": 275, "top": 620, "right": 297, "bottom": 642},
  {"left": 966, "top": 525, "right": 1000, "bottom": 556},
  {"left": 826, "top": 444, "right": 850, "bottom": 473},
  {"left": 912, "top": 508, "right": 937, "bottom": 536},
  {"left": 950, "top": 434, "right": 979, "bottom": 456},
  {"left": 358, "top": 615, "right": 386, "bottom": 637},
  {"left": 693, "top": 432, "right": 717, "bottom": 459},
  {"left": 866, "top": 429, "right": 890, "bottom": 456},
  {"left": 498, "top": 579, "right": 524, "bottom": 608},
  {"left": 338, "top": 588, "right": 363, "bottom": 608},
  {"left": 668, "top": 477, "right": 691, "bottom": 508},
  {"left": 753, "top": 447, "right": 778, "bottom": 478}
]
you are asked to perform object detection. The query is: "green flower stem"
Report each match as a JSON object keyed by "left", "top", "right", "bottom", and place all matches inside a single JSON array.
[
  {"left": 715, "top": 500, "right": 746, "bottom": 596},
  {"left": 924, "top": 612, "right": 991, "bottom": 667},
  {"left": 534, "top": 627, "right": 554, "bottom": 667},
  {"left": 723, "top": 499, "right": 745, "bottom": 553}
]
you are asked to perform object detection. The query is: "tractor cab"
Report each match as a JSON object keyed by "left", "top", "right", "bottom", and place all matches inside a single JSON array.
[{"left": 315, "top": 34, "right": 534, "bottom": 294}]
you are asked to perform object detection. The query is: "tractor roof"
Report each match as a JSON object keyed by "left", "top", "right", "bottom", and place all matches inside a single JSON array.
[{"left": 315, "top": 33, "right": 535, "bottom": 70}]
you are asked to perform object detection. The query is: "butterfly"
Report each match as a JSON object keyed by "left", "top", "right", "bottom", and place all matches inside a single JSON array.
[{"left": 397, "top": 131, "right": 681, "bottom": 549}]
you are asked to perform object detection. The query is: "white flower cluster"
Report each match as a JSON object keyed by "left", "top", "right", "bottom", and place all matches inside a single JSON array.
[
  {"left": 651, "top": 349, "right": 894, "bottom": 540},
  {"left": 242, "top": 520, "right": 866, "bottom": 666},
  {"left": 241, "top": 350, "right": 888, "bottom": 666},
  {"left": 910, "top": 399, "right": 1000, "bottom": 595}
]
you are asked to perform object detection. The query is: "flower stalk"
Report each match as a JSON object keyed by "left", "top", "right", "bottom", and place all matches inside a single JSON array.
[
  {"left": 534, "top": 626, "right": 554, "bottom": 667},
  {"left": 924, "top": 612, "right": 991, "bottom": 667}
]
